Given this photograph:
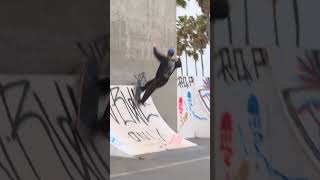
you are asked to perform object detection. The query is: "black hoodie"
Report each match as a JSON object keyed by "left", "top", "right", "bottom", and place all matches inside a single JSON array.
[{"left": 153, "top": 47, "right": 181, "bottom": 81}]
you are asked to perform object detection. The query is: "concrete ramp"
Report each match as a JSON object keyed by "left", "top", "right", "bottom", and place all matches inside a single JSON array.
[{"left": 110, "top": 85, "right": 196, "bottom": 157}]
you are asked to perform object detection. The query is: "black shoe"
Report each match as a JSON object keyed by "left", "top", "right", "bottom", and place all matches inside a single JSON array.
[{"left": 137, "top": 100, "right": 145, "bottom": 106}]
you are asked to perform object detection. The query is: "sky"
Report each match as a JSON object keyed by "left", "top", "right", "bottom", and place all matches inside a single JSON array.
[{"left": 176, "top": 0, "right": 210, "bottom": 77}]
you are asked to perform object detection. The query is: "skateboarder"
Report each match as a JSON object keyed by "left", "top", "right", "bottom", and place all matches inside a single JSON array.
[{"left": 136, "top": 44, "right": 182, "bottom": 105}]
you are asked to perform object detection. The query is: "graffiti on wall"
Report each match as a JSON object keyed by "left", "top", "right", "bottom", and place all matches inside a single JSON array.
[
  {"left": 177, "top": 77, "right": 210, "bottom": 138},
  {"left": 109, "top": 85, "right": 194, "bottom": 156},
  {"left": 214, "top": 0, "right": 320, "bottom": 178},
  {"left": 215, "top": 0, "right": 301, "bottom": 47},
  {"left": 0, "top": 78, "right": 109, "bottom": 180},
  {"left": 110, "top": 130, "right": 125, "bottom": 148},
  {"left": 186, "top": 91, "right": 208, "bottom": 121},
  {"left": 296, "top": 50, "right": 320, "bottom": 87},
  {"left": 178, "top": 76, "right": 194, "bottom": 88},
  {"left": 217, "top": 95, "right": 307, "bottom": 180},
  {"left": 109, "top": 86, "right": 167, "bottom": 145},
  {"left": 178, "top": 96, "right": 189, "bottom": 129},
  {"left": 216, "top": 48, "right": 269, "bottom": 85},
  {"left": 219, "top": 112, "right": 233, "bottom": 180},
  {"left": 282, "top": 87, "right": 320, "bottom": 170},
  {"left": 247, "top": 95, "right": 307, "bottom": 180},
  {"left": 198, "top": 77, "right": 210, "bottom": 114},
  {"left": 278, "top": 50, "right": 320, "bottom": 171}
]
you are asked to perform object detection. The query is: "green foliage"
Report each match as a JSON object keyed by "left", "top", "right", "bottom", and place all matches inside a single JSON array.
[
  {"left": 176, "top": 0, "right": 210, "bottom": 66},
  {"left": 176, "top": 14, "right": 208, "bottom": 62},
  {"left": 195, "top": 0, "right": 210, "bottom": 16},
  {"left": 176, "top": 0, "right": 188, "bottom": 8},
  {"left": 177, "top": 0, "right": 210, "bottom": 16}
]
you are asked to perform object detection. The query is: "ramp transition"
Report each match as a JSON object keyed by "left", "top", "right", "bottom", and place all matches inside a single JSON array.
[{"left": 110, "top": 85, "right": 196, "bottom": 157}]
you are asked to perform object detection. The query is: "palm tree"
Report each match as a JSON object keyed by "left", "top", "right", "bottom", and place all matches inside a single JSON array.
[
  {"left": 188, "top": 24, "right": 200, "bottom": 76},
  {"left": 195, "top": 0, "right": 210, "bottom": 16},
  {"left": 177, "top": 15, "right": 192, "bottom": 75},
  {"left": 192, "top": 15, "right": 208, "bottom": 76},
  {"left": 177, "top": 14, "right": 209, "bottom": 76},
  {"left": 185, "top": 16, "right": 196, "bottom": 76},
  {"left": 190, "top": 48, "right": 199, "bottom": 76},
  {"left": 195, "top": 0, "right": 210, "bottom": 39},
  {"left": 177, "top": 0, "right": 188, "bottom": 8},
  {"left": 177, "top": 35, "right": 184, "bottom": 75},
  {"left": 199, "top": 15, "right": 209, "bottom": 76}
]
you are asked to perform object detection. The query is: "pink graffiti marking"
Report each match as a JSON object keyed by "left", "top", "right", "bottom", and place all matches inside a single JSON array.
[
  {"left": 179, "top": 97, "right": 184, "bottom": 115},
  {"left": 220, "top": 112, "right": 233, "bottom": 180},
  {"left": 168, "top": 134, "right": 183, "bottom": 145}
]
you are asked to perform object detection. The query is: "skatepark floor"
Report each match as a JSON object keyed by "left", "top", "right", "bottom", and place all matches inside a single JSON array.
[{"left": 110, "top": 138, "right": 210, "bottom": 180}]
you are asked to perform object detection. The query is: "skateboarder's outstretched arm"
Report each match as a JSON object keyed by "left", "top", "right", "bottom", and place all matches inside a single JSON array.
[{"left": 153, "top": 46, "right": 167, "bottom": 63}]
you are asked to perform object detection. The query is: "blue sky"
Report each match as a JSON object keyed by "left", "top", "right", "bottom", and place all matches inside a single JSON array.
[{"left": 176, "top": 0, "right": 210, "bottom": 77}]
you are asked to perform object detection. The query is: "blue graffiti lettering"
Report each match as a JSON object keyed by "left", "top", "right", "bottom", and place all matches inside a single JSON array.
[
  {"left": 248, "top": 95, "right": 307, "bottom": 180},
  {"left": 237, "top": 123, "right": 248, "bottom": 155},
  {"left": 187, "top": 91, "right": 207, "bottom": 120}
]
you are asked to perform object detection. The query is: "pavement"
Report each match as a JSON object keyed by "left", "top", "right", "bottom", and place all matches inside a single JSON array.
[{"left": 110, "top": 138, "right": 210, "bottom": 180}]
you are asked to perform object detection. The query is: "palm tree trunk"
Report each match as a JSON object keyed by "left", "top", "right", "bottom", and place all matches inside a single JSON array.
[
  {"left": 195, "top": 60, "right": 198, "bottom": 76},
  {"left": 201, "top": 51, "right": 204, "bottom": 76},
  {"left": 179, "top": 56, "right": 183, "bottom": 75},
  {"left": 207, "top": 15, "right": 210, "bottom": 40},
  {"left": 185, "top": 51, "right": 188, "bottom": 76},
  {"left": 178, "top": 56, "right": 183, "bottom": 76}
]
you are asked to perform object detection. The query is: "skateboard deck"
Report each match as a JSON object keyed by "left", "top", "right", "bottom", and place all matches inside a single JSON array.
[
  {"left": 133, "top": 72, "right": 146, "bottom": 103},
  {"left": 74, "top": 58, "right": 100, "bottom": 134},
  {"left": 134, "top": 78, "right": 142, "bottom": 103}
]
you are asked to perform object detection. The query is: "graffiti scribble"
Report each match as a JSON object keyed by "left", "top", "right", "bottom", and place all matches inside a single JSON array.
[
  {"left": 248, "top": 95, "right": 306, "bottom": 180},
  {"left": 296, "top": 50, "right": 320, "bottom": 87}
]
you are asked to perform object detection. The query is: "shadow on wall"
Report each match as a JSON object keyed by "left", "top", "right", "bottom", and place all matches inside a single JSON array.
[
  {"left": 0, "top": 0, "right": 108, "bottom": 74},
  {"left": 212, "top": 0, "right": 230, "bottom": 20}
]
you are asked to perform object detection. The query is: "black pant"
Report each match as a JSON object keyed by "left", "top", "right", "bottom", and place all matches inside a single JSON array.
[
  {"left": 93, "top": 99, "right": 109, "bottom": 137},
  {"left": 95, "top": 76, "right": 110, "bottom": 136},
  {"left": 79, "top": 75, "right": 109, "bottom": 137},
  {"left": 140, "top": 78, "right": 167, "bottom": 103}
]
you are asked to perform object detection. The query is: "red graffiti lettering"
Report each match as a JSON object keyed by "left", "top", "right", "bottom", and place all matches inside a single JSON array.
[
  {"left": 178, "top": 97, "right": 183, "bottom": 115},
  {"left": 168, "top": 134, "right": 183, "bottom": 145},
  {"left": 220, "top": 112, "right": 233, "bottom": 168}
]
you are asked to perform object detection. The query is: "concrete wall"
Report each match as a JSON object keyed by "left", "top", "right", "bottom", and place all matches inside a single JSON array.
[
  {"left": 0, "top": 0, "right": 108, "bottom": 74},
  {"left": 110, "top": 0, "right": 177, "bottom": 130},
  {"left": 0, "top": 2, "right": 109, "bottom": 179},
  {"left": 214, "top": 0, "right": 320, "bottom": 179}
]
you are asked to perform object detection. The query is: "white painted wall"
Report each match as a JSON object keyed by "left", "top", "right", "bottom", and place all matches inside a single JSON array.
[
  {"left": 214, "top": 0, "right": 320, "bottom": 179},
  {"left": 177, "top": 76, "right": 210, "bottom": 138}
]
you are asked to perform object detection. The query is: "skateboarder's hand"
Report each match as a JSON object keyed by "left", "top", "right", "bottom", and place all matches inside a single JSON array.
[{"left": 153, "top": 43, "right": 156, "bottom": 48}]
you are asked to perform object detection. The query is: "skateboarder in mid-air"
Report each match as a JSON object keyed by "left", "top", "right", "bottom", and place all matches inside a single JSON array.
[{"left": 135, "top": 44, "right": 181, "bottom": 105}]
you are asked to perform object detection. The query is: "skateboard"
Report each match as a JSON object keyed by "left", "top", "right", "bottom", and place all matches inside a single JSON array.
[
  {"left": 134, "top": 78, "right": 142, "bottom": 103},
  {"left": 72, "top": 58, "right": 100, "bottom": 136},
  {"left": 133, "top": 72, "right": 146, "bottom": 103}
]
